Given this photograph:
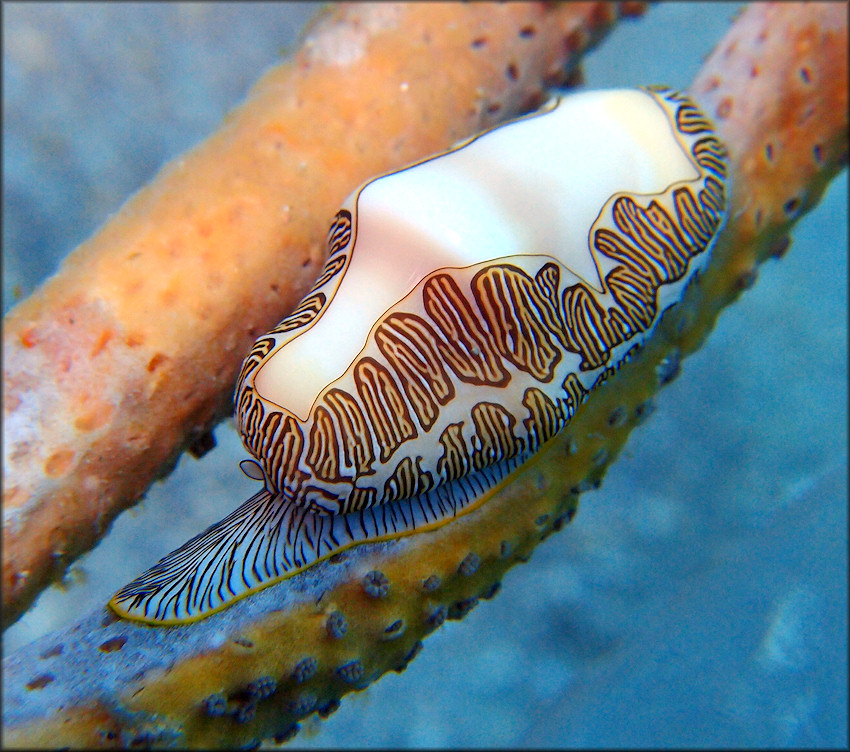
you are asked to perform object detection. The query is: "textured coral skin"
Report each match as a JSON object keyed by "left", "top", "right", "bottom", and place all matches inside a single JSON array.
[
  {"left": 3, "top": 3, "right": 846, "bottom": 749},
  {"left": 2, "top": 2, "right": 642, "bottom": 629},
  {"left": 692, "top": 2, "right": 848, "bottom": 261}
]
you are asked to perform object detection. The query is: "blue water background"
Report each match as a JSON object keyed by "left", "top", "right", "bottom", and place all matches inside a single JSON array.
[{"left": 3, "top": 3, "right": 847, "bottom": 747}]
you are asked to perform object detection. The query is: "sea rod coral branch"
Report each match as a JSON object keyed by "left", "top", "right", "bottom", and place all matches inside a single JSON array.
[
  {"left": 2, "top": 3, "right": 846, "bottom": 749},
  {"left": 690, "top": 1, "right": 848, "bottom": 299},
  {"left": 2, "top": 1, "right": 644, "bottom": 629}
]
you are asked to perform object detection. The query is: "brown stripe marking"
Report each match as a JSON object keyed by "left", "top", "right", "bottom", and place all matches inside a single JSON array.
[
  {"left": 522, "top": 387, "right": 568, "bottom": 452},
  {"left": 353, "top": 357, "right": 417, "bottom": 464},
  {"left": 473, "top": 264, "right": 562, "bottom": 382},
  {"left": 375, "top": 312, "right": 455, "bottom": 432},
  {"left": 382, "top": 456, "right": 434, "bottom": 503},
  {"left": 423, "top": 274, "right": 509, "bottom": 387},
  {"left": 470, "top": 401, "right": 524, "bottom": 471},
  {"left": 437, "top": 422, "right": 470, "bottom": 483}
]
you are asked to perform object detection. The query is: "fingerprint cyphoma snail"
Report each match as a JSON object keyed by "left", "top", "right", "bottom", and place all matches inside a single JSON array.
[{"left": 110, "top": 86, "right": 727, "bottom": 625}]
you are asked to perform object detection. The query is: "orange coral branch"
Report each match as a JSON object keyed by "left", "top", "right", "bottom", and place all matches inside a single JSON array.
[
  {"left": 3, "top": 3, "right": 846, "bottom": 749},
  {"left": 2, "top": 1, "right": 644, "bottom": 628},
  {"left": 691, "top": 0, "right": 848, "bottom": 287}
]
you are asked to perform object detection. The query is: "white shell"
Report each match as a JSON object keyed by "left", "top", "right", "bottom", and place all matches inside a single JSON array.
[{"left": 111, "top": 86, "right": 727, "bottom": 623}]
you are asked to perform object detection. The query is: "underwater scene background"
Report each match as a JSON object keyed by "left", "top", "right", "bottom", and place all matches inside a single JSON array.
[{"left": 3, "top": 3, "right": 847, "bottom": 747}]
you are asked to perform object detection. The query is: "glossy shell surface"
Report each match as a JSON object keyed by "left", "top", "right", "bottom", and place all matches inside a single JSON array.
[{"left": 111, "top": 86, "right": 727, "bottom": 624}]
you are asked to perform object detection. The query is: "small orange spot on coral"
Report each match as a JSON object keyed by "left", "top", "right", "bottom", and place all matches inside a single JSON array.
[
  {"left": 74, "top": 404, "right": 113, "bottom": 432},
  {"left": 74, "top": 413, "right": 96, "bottom": 432},
  {"left": 20, "top": 327, "right": 38, "bottom": 348},
  {"left": 703, "top": 75, "right": 722, "bottom": 93},
  {"left": 4, "top": 486, "right": 24, "bottom": 508},
  {"left": 147, "top": 353, "right": 169, "bottom": 373},
  {"left": 91, "top": 329, "right": 113, "bottom": 357},
  {"left": 125, "top": 333, "right": 145, "bottom": 348},
  {"left": 716, "top": 97, "right": 733, "bottom": 119},
  {"left": 26, "top": 673, "right": 55, "bottom": 690},
  {"left": 45, "top": 449, "right": 75, "bottom": 478},
  {"left": 125, "top": 435, "right": 149, "bottom": 453},
  {"left": 98, "top": 636, "right": 127, "bottom": 653},
  {"left": 795, "top": 36, "right": 813, "bottom": 55},
  {"left": 160, "top": 287, "right": 178, "bottom": 307}
]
